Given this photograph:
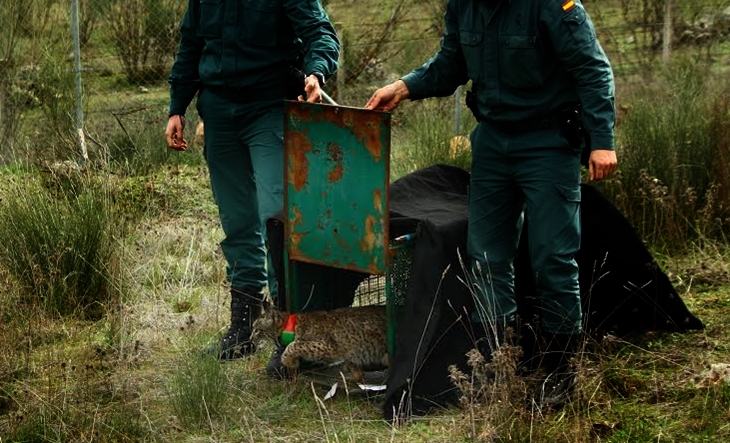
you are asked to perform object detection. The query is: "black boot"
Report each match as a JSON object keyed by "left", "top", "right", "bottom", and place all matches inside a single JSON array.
[
  {"left": 532, "top": 333, "right": 579, "bottom": 411},
  {"left": 204, "top": 288, "right": 263, "bottom": 360},
  {"left": 474, "top": 319, "right": 517, "bottom": 362}
]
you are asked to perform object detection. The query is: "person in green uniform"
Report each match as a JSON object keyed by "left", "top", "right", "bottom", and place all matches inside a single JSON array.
[
  {"left": 365, "top": 0, "right": 617, "bottom": 410},
  {"left": 164, "top": 0, "right": 339, "bottom": 362}
]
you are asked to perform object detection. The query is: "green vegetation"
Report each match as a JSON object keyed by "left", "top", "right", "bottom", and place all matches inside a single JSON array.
[
  {"left": 0, "top": 170, "right": 120, "bottom": 319},
  {"left": 602, "top": 58, "right": 730, "bottom": 253},
  {"left": 0, "top": 0, "right": 729, "bottom": 441}
]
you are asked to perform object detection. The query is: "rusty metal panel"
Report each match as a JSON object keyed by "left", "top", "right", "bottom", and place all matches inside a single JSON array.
[{"left": 284, "top": 101, "right": 391, "bottom": 275}]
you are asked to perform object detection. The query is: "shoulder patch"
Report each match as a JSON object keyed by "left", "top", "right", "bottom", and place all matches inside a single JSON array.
[{"left": 562, "top": 0, "right": 576, "bottom": 12}]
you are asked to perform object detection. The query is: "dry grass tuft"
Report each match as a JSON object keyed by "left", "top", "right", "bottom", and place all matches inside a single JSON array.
[{"left": 449, "top": 342, "right": 528, "bottom": 442}]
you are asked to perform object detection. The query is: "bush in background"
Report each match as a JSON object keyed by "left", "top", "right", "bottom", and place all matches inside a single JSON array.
[
  {"left": 168, "top": 354, "right": 229, "bottom": 429},
  {"left": 109, "top": 0, "right": 185, "bottom": 85},
  {"left": 600, "top": 58, "right": 730, "bottom": 252},
  {"left": 0, "top": 0, "right": 62, "bottom": 160},
  {"left": 0, "top": 169, "right": 122, "bottom": 319},
  {"left": 28, "top": 45, "right": 80, "bottom": 162},
  {"left": 100, "top": 106, "right": 205, "bottom": 175},
  {"left": 391, "top": 96, "right": 474, "bottom": 179}
]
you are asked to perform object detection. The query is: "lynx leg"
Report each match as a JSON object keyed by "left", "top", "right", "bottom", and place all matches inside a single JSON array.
[
  {"left": 343, "top": 362, "right": 364, "bottom": 383},
  {"left": 280, "top": 343, "right": 303, "bottom": 370},
  {"left": 281, "top": 340, "right": 337, "bottom": 368}
]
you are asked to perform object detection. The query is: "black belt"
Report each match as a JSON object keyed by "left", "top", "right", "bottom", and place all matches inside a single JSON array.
[
  {"left": 489, "top": 116, "right": 562, "bottom": 134},
  {"left": 204, "top": 85, "right": 288, "bottom": 103},
  {"left": 486, "top": 103, "right": 582, "bottom": 134}
]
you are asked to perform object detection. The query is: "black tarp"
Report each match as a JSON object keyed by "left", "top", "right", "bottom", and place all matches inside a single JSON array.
[
  {"left": 382, "top": 164, "right": 704, "bottom": 420},
  {"left": 268, "top": 164, "right": 704, "bottom": 421}
]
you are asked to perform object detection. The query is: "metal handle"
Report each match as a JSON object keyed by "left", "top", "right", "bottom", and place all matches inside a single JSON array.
[{"left": 320, "top": 90, "right": 338, "bottom": 106}]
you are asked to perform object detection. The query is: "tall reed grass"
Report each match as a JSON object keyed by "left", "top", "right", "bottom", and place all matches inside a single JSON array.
[
  {"left": 600, "top": 58, "right": 730, "bottom": 253},
  {"left": 0, "top": 169, "right": 122, "bottom": 319},
  {"left": 391, "top": 96, "right": 474, "bottom": 179}
]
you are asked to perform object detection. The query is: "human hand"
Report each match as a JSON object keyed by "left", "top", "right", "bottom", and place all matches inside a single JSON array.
[
  {"left": 165, "top": 115, "right": 187, "bottom": 151},
  {"left": 588, "top": 149, "right": 617, "bottom": 181},
  {"left": 300, "top": 75, "right": 324, "bottom": 103},
  {"left": 364, "top": 80, "right": 409, "bottom": 112}
]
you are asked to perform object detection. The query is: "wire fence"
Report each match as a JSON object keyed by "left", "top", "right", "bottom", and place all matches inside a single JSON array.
[{"left": 1, "top": 0, "right": 730, "bottom": 166}]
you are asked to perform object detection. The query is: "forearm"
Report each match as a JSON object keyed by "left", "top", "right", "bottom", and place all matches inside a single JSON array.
[
  {"left": 576, "top": 70, "right": 615, "bottom": 150},
  {"left": 401, "top": 55, "right": 468, "bottom": 101},
  {"left": 285, "top": 0, "right": 340, "bottom": 79},
  {"left": 546, "top": 1, "right": 615, "bottom": 149},
  {"left": 400, "top": 0, "right": 467, "bottom": 100},
  {"left": 167, "top": 3, "right": 204, "bottom": 116}
]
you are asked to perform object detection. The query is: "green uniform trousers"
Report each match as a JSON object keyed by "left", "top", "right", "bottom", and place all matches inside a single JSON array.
[
  {"left": 196, "top": 89, "right": 283, "bottom": 297},
  {"left": 468, "top": 122, "right": 583, "bottom": 335}
]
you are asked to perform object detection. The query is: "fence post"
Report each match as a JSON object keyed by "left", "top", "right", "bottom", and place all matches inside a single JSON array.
[
  {"left": 662, "top": 0, "right": 672, "bottom": 67},
  {"left": 335, "top": 22, "right": 346, "bottom": 106},
  {"left": 71, "top": 0, "right": 88, "bottom": 164}
]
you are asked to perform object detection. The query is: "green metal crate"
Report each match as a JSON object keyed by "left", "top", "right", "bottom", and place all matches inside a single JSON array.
[{"left": 283, "top": 101, "right": 408, "bottom": 355}]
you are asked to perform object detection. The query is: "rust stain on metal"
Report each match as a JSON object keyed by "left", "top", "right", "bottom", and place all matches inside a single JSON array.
[
  {"left": 373, "top": 189, "right": 383, "bottom": 214},
  {"left": 316, "top": 206, "right": 332, "bottom": 231},
  {"left": 334, "top": 232, "right": 352, "bottom": 252},
  {"left": 288, "top": 102, "right": 314, "bottom": 123},
  {"left": 357, "top": 118, "right": 385, "bottom": 162},
  {"left": 359, "top": 215, "right": 377, "bottom": 254},
  {"left": 323, "top": 243, "right": 331, "bottom": 258},
  {"left": 290, "top": 204, "right": 304, "bottom": 227},
  {"left": 288, "top": 205, "right": 304, "bottom": 257},
  {"left": 367, "top": 259, "right": 380, "bottom": 275},
  {"left": 326, "top": 142, "right": 344, "bottom": 183},
  {"left": 321, "top": 107, "right": 384, "bottom": 162},
  {"left": 286, "top": 131, "right": 313, "bottom": 191},
  {"left": 349, "top": 109, "right": 385, "bottom": 162}
]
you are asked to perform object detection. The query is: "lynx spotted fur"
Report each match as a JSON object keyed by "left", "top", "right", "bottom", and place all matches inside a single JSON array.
[{"left": 253, "top": 304, "right": 389, "bottom": 382}]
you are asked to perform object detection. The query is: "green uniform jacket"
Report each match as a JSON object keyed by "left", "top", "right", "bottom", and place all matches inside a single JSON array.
[
  {"left": 402, "top": 0, "right": 615, "bottom": 150},
  {"left": 168, "top": 0, "right": 340, "bottom": 116}
]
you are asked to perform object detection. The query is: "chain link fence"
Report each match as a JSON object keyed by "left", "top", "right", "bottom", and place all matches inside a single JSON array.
[{"left": 1, "top": 0, "right": 730, "bottom": 167}]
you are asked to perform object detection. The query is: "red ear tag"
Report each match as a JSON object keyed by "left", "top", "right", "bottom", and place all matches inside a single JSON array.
[{"left": 280, "top": 314, "right": 297, "bottom": 346}]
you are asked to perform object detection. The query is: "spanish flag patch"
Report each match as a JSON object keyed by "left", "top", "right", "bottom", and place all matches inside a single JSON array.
[{"left": 562, "top": 0, "right": 576, "bottom": 12}]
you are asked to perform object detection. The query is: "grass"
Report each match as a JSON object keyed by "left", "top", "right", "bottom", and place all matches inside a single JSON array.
[
  {"left": 0, "top": 164, "right": 727, "bottom": 442},
  {"left": 391, "top": 96, "right": 475, "bottom": 180},
  {"left": 594, "top": 56, "right": 730, "bottom": 254},
  {"left": 0, "top": 0, "right": 729, "bottom": 441},
  {"left": 168, "top": 353, "right": 229, "bottom": 430},
  {"left": 0, "top": 169, "right": 120, "bottom": 319}
]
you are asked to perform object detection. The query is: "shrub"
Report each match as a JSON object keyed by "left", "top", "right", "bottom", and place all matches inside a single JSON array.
[
  {"left": 103, "top": 108, "right": 205, "bottom": 175},
  {"left": 169, "top": 354, "right": 229, "bottom": 429},
  {"left": 0, "top": 169, "right": 122, "bottom": 319},
  {"left": 108, "top": 0, "right": 185, "bottom": 85},
  {"left": 391, "top": 96, "right": 474, "bottom": 180},
  {"left": 602, "top": 58, "right": 730, "bottom": 252},
  {"left": 0, "top": 0, "right": 57, "bottom": 159}
]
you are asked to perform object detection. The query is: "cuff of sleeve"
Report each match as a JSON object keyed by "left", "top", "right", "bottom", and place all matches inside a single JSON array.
[
  {"left": 401, "top": 73, "right": 426, "bottom": 101},
  {"left": 308, "top": 72, "right": 325, "bottom": 86},
  {"left": 589, "top": 131, "right": 614, "bottom": 150},
  {"left": 168, "top": 99, "right": 188, "bottom": 118},
  {"left": 304, "top": 63, "right": 329, "bottom": 79}
]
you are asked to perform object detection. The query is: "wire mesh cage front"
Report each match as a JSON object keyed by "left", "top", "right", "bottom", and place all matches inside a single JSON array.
[{"left": 352, "top": 239, "right": 413, "bottom": 309}]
